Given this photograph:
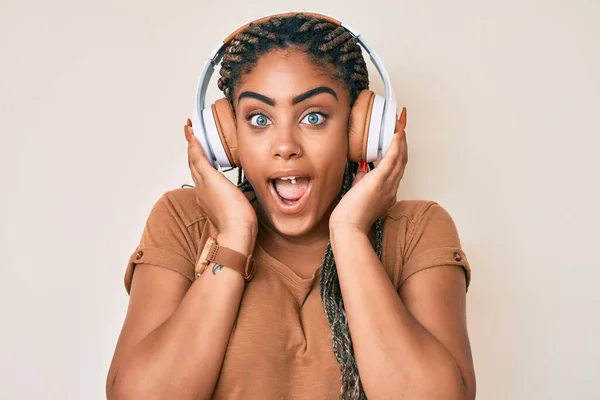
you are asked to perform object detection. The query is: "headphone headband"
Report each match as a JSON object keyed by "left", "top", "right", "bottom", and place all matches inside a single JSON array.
[{"left": 194, "top": 12, "right": 396, "bottom": 169}]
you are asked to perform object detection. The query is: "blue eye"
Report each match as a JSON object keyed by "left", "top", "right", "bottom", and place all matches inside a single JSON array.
[
  {"left": 249, "top": 114, "right": 272, "bottom": 127},
  {"left": 301, "top": 112, "right": 326, "bottom": 125}
]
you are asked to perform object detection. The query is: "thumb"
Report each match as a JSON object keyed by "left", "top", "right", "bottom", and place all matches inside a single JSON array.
[{"left": 352, "top": 161, "right": 369, "bottom": 187}]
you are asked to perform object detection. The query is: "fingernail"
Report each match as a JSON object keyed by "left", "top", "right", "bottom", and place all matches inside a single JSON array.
[
  {"left": 400, "top": 107, "right": 407, "bottom": 126},
  {"left": 358, "top": 161, "right": 369, "bottom": 172},
  {"left": 186, "top": 118, "right": 192, "bottom": 127},
  {"left": 184, "top": 126, "right": 191, "bottom": 143}
]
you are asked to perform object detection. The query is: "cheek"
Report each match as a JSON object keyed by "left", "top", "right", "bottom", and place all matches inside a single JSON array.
[
  {"left": 310, "top": 130, "right": 348, "bottom": 194},
  {"left": 306, "top": 113, "right": 350, "bottom": 161},
  {"left": 236, "top": 133, "right": 263, "bottom": 184},
  {"left": 320, "top": 154, "right": 346, "bottom": 186}
]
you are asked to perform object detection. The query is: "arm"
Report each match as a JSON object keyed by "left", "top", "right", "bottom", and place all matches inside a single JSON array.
[
  {"left": 330, "top": 225, "right": 475, "bottom": 400},
  {"left": 329, "top": 109, "right": 474, "bottom": 399},
  {"left": 106, "top": 231, "right": 254, "bottom": 400}
]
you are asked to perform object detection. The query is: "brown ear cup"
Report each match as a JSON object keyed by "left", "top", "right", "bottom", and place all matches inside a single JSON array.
[
  {"left": 347, "top": 90, "right": 375, "bottom": 162},
  {"left": 212, "top": 98, "right": 239, "bottom": 167}
]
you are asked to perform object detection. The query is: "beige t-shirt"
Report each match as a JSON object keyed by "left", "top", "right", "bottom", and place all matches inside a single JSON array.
[{"left": 124, "top": 187, "right": 471, "bottom": 399}]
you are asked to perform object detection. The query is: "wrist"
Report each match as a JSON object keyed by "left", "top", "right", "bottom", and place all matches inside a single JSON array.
[
  {"left": 329, "top": 224, "right": 368, "bottom": 252},
  {"left": 329, "top": 222, "right": 368, "bottom": 236},
  {"left": 217, "top": 230, "right": 256, "bottom": 257},
  {"left": 329, "top": 224, "right": 368, "bottom": 245}
]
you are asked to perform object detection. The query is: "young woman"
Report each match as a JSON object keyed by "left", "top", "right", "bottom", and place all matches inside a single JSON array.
[{"left": 106, "top": 13, "right": 475, "bottom": 400}]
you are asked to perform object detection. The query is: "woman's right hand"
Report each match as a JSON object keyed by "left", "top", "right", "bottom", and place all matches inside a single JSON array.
[{"left": 185, "top": 120, "right": 257, "bottom": 256}]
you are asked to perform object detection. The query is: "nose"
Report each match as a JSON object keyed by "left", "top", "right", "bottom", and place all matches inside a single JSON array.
[{"left": 271, "top": 126, "right": 302, "bottom": 160}]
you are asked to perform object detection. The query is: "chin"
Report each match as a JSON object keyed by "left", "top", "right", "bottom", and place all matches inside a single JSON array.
[
  {"left": 267, "top": 212, "right": 320, "bottom": 238},
  {"left": 251, "top": 173, "right": 339, "bottom": 238},
  {"left": 254, "top": 189, "right": 332, "bottom": 239}
]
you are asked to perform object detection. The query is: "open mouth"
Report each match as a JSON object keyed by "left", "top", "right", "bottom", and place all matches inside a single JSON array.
[{"left": 268, "top": 175, "right": 312, "bottom": 214}]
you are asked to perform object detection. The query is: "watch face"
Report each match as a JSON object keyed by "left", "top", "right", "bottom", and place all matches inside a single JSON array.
[
  {"left": 245, "top": 257, "right": 256, "bottom": 281},
  {"left": 196, "top": 237, "right": 217, "bottom": 276}
]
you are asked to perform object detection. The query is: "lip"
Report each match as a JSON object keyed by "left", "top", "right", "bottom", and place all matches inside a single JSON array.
[
  {"left": 267, "top": 176, "right": 313, "bottom": 215},
  {"left": 268, "top": 169, "right": 311, "bottom": 180}
]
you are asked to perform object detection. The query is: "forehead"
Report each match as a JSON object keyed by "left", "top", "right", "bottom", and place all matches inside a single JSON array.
[{"left": 234, "top": 49, "right": 347, "bottom": 101}]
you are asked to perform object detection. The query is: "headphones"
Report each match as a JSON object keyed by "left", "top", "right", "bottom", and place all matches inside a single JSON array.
[{"left": 191, "top": 11, "right": 397, "bottom": 171}]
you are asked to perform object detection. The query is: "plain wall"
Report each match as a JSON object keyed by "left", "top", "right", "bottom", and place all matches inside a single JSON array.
[{"left": 1, "top": 0, "right": 599, "bottom": 398}]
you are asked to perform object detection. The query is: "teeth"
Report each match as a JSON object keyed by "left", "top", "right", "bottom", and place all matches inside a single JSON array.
[{"left": 290, "top": 178, "right": 296, "bottom": 184}]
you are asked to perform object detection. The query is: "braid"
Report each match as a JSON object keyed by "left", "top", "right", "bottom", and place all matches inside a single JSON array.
[
  {"left": 217, "top": 13, "right": 369, "bottom": 105},
  {"left": 220, "top": 14, "right": 381, "bottom": 399}
]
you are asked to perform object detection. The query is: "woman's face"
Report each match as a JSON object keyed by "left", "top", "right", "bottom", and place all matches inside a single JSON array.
[{"left": 234, "top": 49, "right": 351, "bottom": 238}]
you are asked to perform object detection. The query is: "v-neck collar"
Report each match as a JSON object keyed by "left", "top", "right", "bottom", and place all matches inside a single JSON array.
[{"left": 253, "top": 241, "right": 322, "bottom": 290}]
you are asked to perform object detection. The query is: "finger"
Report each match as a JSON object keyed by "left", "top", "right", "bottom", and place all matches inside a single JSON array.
[
  {"left": 185, "top": 126, "right": 207, "bottom": 187},
  {"left": 376, "top": 129, "right": 402, "bottom": 174},
  {"left": 185, "top": 121, "right": 212, "bottom": 172},
  {"left": 352, "top": 161, "right": 369, "bottom": 187},
  {"left": 377, "top": 107, "right": 407, "bottom": 175},
  {"left": 398, "top": 106, "right": 407, "bottom": 133},
  {"left": 387, "top": 153, "right": 408, "bottom": 205},
  {"left": 393, "top": 108, "right": 409, "bottom": 176},
  {"left": 184, "top": 118, "right": 193, "bottom": 142},
  {"left": 388, "top": 138, "right": 408, "bottom": 190},
  {"left": 187, "top": 141, "right": 202, "bottom": 186}
]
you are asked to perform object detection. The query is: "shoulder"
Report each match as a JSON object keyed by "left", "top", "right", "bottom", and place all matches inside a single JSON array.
[
  {"left": 384, "top": 199, "right": 461, "bottom": 243},
  {"left": 384, "top": 200, "right": 458, "bottom": 237},
  {"left": 385, "top": 200, "right": 446, "bottom": 224},
  {"left": 124, "top": 187, "right": 209, "bottom": 293},
  {"left": 382, "top": 199, "right": 470, "bottom": 289},
  {"left": 151, "top": 186, "right": 208, "bottom": 228},
  {"left": 382, "top": 199, "right": 459, "bottom": 249}
]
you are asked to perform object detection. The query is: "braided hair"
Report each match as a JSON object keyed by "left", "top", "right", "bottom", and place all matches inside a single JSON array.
[{"left": 223, "top": 14, "right": 384, "bottom": 400}]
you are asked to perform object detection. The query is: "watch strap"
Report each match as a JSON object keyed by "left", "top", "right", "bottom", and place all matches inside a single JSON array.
[{"left": 196, "top": 237, "right": 256, "bottom": 281}]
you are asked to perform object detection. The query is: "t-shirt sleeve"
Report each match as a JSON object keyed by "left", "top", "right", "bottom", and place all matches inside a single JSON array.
[
  {"left": 400, "top": 203, "right": 471, "bottom": 290},
  {"left": 124, "top": 192, "right": 199, "bottom": 294}
]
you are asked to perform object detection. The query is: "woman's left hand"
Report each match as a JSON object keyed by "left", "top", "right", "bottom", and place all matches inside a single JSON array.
[{"left": 329, "top": 107, "right": 408, "bottom": 234}]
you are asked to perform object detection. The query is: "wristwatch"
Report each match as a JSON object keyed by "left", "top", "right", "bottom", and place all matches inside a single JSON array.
[{"left": 196, "top": 237, "right": 256, "bottom": 281}]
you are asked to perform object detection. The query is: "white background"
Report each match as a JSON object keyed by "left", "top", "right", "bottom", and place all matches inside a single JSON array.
[{"left": 1, "top": 0, "right": 599, "bottom": 399}]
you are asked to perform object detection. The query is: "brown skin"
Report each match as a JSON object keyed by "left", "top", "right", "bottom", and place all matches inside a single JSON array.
[
  {"left": 235, "top": 50, "right": 348, "bottom": 239},
  {"left": 106, "top": 48, "right": 475, "bottom": 399},
  {"left": 234, "top": 49, "right": 350, "bottom": 274}
]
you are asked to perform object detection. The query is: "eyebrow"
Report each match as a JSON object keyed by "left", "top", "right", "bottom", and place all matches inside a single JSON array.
[
  {"left": 292, "top": 86, "right": 338, "bottom": 104},
  {"left": 237, "top": 91, "right": 276, "bottom": 106},
  {"left": 237, "top": 86, "right": 338, "bottom": 107}
]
